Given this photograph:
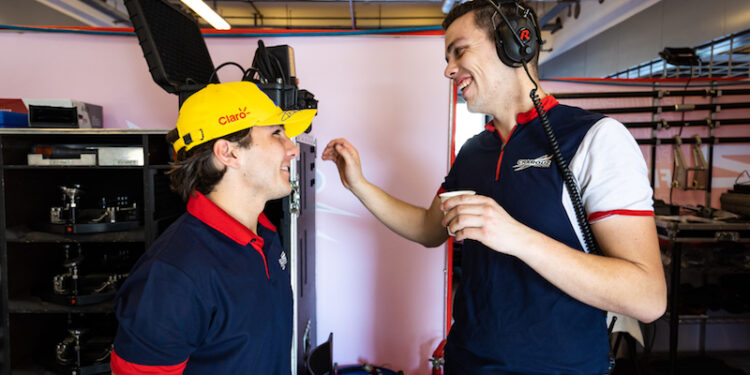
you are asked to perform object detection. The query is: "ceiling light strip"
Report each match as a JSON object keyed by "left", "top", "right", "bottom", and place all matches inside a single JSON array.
[{"left": 180, "top": 0, "right": 231, "bottom": 30}]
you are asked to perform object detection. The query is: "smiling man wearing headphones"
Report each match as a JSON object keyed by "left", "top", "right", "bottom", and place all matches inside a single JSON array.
[
  {"left": 323, "top": 1, "right": 666, "bottom": 374},
  {"left": 110, "top": 81, "right": 315, "bottom": 375}
]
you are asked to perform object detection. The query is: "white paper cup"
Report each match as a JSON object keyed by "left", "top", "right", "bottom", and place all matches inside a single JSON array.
[
  {"left": 439, "top": 190, "right": 476, "bottom": 203},
  {"left": 439, "top": 190, "right": 475, "bottom": 236}
]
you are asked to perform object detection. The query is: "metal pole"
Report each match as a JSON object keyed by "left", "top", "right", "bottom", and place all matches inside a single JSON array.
[
  {"left": 709, "top": 42, "right": 714, "bottom": 78},
  {"left": 728, "top": 35, "right": 734, "bottom": 76},
  {"left": 669, "top": 242, "right": 682, "bottom": 375},
  {"left": 650, "top": 82, "right": 659, "bottom": 189},
  {"left": 706, "top": 81, "right": 716, "bottom": 209},
  {"left": 349, "top": 0, "right": 357, "bottom": 30}
]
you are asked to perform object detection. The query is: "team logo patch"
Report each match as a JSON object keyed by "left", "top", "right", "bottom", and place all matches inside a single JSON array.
[
  {"left": 218, "top": 107, "right": 250, "bottom": 125},
  {"left": 513, "top": 154, "right": 552, "bottom": 171},
  {"left": 519, "top": 28, "right": 531, "bottom": 41},
  {"left": 279, "top": 251, "right": 288, "bottom": 271}
]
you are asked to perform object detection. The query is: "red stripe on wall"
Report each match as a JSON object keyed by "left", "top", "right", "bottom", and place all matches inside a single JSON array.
[
  {"left": 12, "top": 25, "right": 444, "bottom": 36},
  {"left": 547, "top": 77, "right": 747, "bottom": 83}
]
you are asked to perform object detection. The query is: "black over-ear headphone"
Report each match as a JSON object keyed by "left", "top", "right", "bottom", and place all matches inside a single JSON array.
[{"left": 485, "top": 0, "right": 541, "bottom": 67}]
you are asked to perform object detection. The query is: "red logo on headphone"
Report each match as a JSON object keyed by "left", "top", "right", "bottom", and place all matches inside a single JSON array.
[{"left": 519, "top": 29, "right": 531, "bottom": 41}]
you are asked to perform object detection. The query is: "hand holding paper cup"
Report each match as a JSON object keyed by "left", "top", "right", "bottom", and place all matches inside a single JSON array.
[
  {"left": 439, "top": 190, "right": 476, "bottom": 203},
  {"left": 438, "top": 190, "right": 475, "bottom": 236}
]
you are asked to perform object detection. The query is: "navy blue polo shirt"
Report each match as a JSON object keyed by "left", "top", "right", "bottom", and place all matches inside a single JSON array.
[
  {"left": 441, "top": 97, "right": 611, "bottom": 375},
  {"left": 111, "top": 191, "right": 292, "bottom": 375}
]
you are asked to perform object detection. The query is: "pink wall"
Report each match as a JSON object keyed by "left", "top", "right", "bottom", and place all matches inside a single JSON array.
[{"left": 0, "top": 31, "right": 449, "bottom": 373}]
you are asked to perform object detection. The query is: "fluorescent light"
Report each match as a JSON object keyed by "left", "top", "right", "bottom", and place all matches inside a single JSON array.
[
  {"left": 180, "top": 0, "right": 231, "bottom": 30},
  {"left": 36, "top": 0, "right": 124, "bottom": 27}
]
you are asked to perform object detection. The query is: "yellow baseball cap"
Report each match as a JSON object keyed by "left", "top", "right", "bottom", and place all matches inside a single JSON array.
[{"left": 172, "top": 81, "right": 317, "bottom": 153}]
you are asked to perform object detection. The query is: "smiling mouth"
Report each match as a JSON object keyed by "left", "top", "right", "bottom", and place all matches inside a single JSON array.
[{"left": 457, "top": 77, "right": 472, "bottom": 93}]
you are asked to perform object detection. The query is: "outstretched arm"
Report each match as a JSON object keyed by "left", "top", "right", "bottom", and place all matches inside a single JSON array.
[{"left": 322, "top": 138, "right": 449, "bottom": 247}]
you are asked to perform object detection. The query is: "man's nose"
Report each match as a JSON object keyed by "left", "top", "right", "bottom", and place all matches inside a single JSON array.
[
  {"left": 444, "top": 59, "right": 457, "bottom": 79},
  {"left": 286, "top": 137, "right": 300, "bottom": 159}
]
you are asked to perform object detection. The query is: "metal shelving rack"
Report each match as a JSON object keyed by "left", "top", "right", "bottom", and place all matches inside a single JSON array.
[
  {"left": 553, "top": 79, "right": 750, "bottom": 375},
  {"left": 656, "top": 217, "right": 750, "bottom": 375},
  {"left": 607, "top": 28, "right": 750, "bottom": 79},
  {"left": 0, "top": 128, "right": 181, "bottom": 375}
]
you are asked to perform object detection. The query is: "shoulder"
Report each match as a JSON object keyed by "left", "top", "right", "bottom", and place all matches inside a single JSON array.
[
  {"left": 137, "top": 214, "right": 224, "bottom": 278},
  {"left": 456, "top": 129, "right": 497, "bottom": 156},
  {"left": 553, "top": 104, "right": 605, "bottom": 121},
  {"left": 550, "top": 104, "right": 606, "bottom": 134},
  {"left": 580, "top": 117, "right": 639, "bottom": 153}
]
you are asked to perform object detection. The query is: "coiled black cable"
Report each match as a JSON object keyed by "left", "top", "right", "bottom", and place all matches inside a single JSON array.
[{"left": 523, "top": 63, "right": 602, "bottom": 255}]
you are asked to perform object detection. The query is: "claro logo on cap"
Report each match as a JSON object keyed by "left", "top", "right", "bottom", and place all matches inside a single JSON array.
[{"left": 218, "top": 107, "right": 250, "bottom": 125}]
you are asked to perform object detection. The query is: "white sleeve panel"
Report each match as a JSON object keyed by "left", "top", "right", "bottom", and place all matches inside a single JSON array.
[{"left": 562, "top": 118, "right": 654, "bottom": 252}]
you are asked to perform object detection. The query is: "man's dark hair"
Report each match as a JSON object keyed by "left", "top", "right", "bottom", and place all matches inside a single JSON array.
[
  {"left": 165, "top": 128, "right": 252, "bottom": 202},
  {"left": 442, "top": 0, "right": 540, "bottom": 72}
]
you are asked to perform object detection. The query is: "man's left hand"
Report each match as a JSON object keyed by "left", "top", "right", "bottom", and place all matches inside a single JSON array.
[{"left": 441, "top": 194, "right": 529, "bottom": 256}]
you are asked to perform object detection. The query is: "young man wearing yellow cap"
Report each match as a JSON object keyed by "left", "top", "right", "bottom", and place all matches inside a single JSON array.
[{"left": 110, "top": 81, "right": 316, "bottom": 375}]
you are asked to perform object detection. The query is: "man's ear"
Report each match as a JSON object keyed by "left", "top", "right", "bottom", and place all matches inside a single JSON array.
[{"left": 213, "top": 139, "right": 240, "bottom": 168}]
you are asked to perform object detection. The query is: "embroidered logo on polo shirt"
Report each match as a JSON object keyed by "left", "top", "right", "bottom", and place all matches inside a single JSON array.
[
  {"left": 513, "top": 154, "right": 552, "bottom": 171},
  {"left": 279, "top": 251, "right": 288, "bottom": 271}
]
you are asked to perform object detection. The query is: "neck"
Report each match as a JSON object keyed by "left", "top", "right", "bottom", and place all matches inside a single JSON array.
[
  {"left": 207, "top": 183, "right": 265, "bottom": 235},
  {"left": 490, "top": 70, "right": 547, "bottom": 140}
]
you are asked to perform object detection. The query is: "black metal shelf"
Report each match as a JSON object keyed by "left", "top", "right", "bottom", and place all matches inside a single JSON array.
[
  {"left": 8, "top": 297, "right": 113, "bottom": 314},
  {"left": 2, "top": 165, "right": 142, "bottom": 170},
  {"left": 664, "top": 312, "right": 750, "bottom": 325},
  {"left": 656, "top": 217, "right": 750, "bottom": 375},
  {"left": 675, "top": 266, "right": 750, "bottom": 275},
  {"left": 0, "top": 129, "right": 177, "bottom": 375},
  {"left": 5, "top": 227, "right": 145, "bottom": 243},
  {"left": 624, "top": 118, "right": 750, "bottom": 129},
  {"left": 553, "top": 88, "right": 750, "bottom": 100},
  {"left": 655, "top": 218, "right": 750, "bottom": 243},
  {"left": 591, "top": 101, "right": 750, "bottom": 115}
]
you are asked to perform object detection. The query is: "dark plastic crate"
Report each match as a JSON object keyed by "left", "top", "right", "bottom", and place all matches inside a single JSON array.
[{"left": 124, "top": 0, "right": 218, "bottom": 94}]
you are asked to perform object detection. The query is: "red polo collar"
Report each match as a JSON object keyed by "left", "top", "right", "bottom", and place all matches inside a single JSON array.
[
  {"left": 516, "top": 95, "right": 559, "bottom": 124},
  {"left": 484, "top": 95, "right": 560, "bottom": 132},
  {"left": 186, "top": 191, "right": 277, "bottom": 252}
]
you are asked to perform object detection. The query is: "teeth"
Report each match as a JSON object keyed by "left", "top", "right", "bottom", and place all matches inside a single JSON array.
[{"left": 457, "top": 79, "right": 471, "bottom": 91}]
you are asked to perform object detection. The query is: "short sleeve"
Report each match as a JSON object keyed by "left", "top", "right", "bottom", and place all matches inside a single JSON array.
[
  {"left": 569, "top": 117, "right": 654, "bottom": 223},
  {"left": 439, "top": 139, "right": 475, "bottom": 195},
  {"left": 112, "top": 260, "right": 210, "bottom": 367},
  {"left": 439, "top": 162, "right": 459, "bottom": 196}
]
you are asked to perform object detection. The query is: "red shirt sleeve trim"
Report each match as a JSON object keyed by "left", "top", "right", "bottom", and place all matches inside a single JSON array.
[
  {"left": 588, "top": 209, "right": 654, "bottom": 222},
  {"left": 437, "top": 187, "right": 447, "bottom": 196},
  {"left": 111, "top": 350, "right": 188, "bottom": 375}
]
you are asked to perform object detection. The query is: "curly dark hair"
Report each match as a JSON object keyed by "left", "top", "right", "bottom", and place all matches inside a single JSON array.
[
  {"left": 442, "top": 0, "right": 540, "bottom": 72},
  {"left": 165, "top": 128, "right": 253, "bottom": 202}
]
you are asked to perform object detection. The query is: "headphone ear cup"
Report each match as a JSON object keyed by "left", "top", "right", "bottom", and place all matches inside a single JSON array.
[
  {"left": 515, "top": 16, "right": 540, "bottom": 63},
  {"left": 494, "top": 29, "right": 517, "bottom": 67},
  {"left": 495, "top": 21, "right": 523, "bottom": 67},
  {"left": 492, "top": 5, "right": 540, "bottom": 67}
]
